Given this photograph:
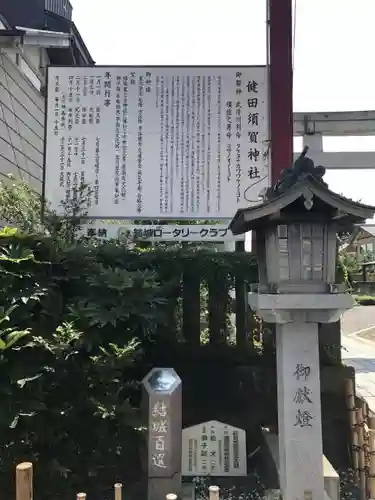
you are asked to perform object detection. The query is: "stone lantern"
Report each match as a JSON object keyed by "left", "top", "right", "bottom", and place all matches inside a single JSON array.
[{"left": 229, "top": 148, "right": 375, "bottom": 500}]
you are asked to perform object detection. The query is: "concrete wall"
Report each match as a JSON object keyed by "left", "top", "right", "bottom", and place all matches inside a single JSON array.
[{"left": 0, "top": 49, "right": 44, "bottom": 190}]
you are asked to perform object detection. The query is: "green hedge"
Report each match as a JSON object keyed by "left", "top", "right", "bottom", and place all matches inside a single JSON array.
[{"left": 0, "top": 233, "right": 259, "bottom": 499}]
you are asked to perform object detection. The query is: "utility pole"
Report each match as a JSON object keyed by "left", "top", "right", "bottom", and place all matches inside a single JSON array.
[{"left": 268, "top": 0, "right": 294, "bottom": 182}]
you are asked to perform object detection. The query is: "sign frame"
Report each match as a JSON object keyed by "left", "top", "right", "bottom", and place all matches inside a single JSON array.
[
  {"left": 77, "top": 223, "right": 246, "bottom": 242},
  {"left": 43, "top": 65, "right": 269, "bottom": 221}
]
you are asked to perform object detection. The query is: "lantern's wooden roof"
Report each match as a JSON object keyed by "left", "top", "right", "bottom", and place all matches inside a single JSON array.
[{"left": 229, "top": 173, "right": 375, "bottom": 235}]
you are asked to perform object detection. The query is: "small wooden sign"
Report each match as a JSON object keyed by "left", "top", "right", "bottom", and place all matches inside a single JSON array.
[{"left": 182, "top": 420, "right": 247, "bottom": 476}]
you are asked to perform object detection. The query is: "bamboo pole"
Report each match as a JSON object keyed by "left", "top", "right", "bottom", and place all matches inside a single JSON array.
[
  {"left": 358, "top": 407, "right": 367, "bottom": 500},
  {"left": 16, "top": 462, "right": 33, "bottom": 500},
  {"left": 362, "top": 400, "right": 369, "bottom": 425},
  {"left": 361, "top": 400, "right": 371, "bottom": 498},
  {"left": 361, "top": 400, "right": 370, "bottom": 466},
  {"left": 345, "top": 379, "right": 360, "bottom": 477},
  {"left": 368, "top": 416, "right": 375, "bottom": 500},
  {"left": 354, "top": 430, "right": 360, "bottom": 479},
  {"left": 209, "top": 485, "right": 220, "bottom": 500},
  {"left": 346, "top": 379, "right": 357, "bottom": 431},
  {"left": 114, "top": 483, "right": 122, "bottom": 500}
]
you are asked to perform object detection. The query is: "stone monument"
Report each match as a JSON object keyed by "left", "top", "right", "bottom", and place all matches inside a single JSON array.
[
  {"left": 142, "top": 368, "right": 182, "bottom": 500},
  {"left": 229, "top": 148, "right": 375, "bottom": 500},
  {"left": 181, "top": 420, "right": 247, "bottom": 477}
]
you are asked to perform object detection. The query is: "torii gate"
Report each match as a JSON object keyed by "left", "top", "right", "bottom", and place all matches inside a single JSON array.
[
  {"left": 294, "top": 110, "right": 375, "bottom": 170},
  {"left": 293, "top": 110, "right": 375, "bottom": 227},
  {"left": 268, "top": 0, "right": 375, "bottom": 181}
]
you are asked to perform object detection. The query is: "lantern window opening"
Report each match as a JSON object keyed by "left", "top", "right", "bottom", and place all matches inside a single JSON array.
[
  {"left": 277, "top": 224, "right": 289, "bottom": 280},
  {"left": 277, "top": 223, "right": 326, "bottom": 283}
]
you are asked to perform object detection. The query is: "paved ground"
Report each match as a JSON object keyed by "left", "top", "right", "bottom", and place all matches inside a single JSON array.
[
  {"left": 341, "top": 306, "right": 375, "bottom": 337},
  {"left": 341, "top": 306, "right": 375, "bottom": 412}
]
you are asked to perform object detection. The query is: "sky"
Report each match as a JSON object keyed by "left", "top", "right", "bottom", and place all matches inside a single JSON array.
[{"left": 71, "top": 0, "right": 375, "bottom": 207}]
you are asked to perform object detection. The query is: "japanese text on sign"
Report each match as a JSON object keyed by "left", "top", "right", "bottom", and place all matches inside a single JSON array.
[
  {"left": 78, "top": 224, "right": 245, "bottom": 242},
  {"left": 150, "top": 400, "right": 169, "bottom": 470},
  {"left": 45, "top": 66, "right": 269, "bottom": 219},
  {"left": 143, "top": 367, "right": 181, "bottom": 478},
  {"left": 182, "top": 420, "right": 247, "bottom": 476}
]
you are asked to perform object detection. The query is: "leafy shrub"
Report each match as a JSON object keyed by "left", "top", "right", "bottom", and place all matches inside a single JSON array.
[
  {"left": 0, "top": 233, "right": 166, "bottom": 499},
  {"left": 0, "top": 230, "right": 260, "bottom": 499}
]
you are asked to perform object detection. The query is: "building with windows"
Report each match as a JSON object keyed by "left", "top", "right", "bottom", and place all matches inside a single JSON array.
[
  {"left": 342, "top": 224, "right": 375, "bottom": 260},
  {"left": 0, "top": 0, "right": 93, "bottom": 190}
]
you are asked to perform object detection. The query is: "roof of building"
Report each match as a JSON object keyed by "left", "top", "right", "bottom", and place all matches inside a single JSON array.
[
  {"left": 0, "top": 4, "right": 94, "bottom": 66},
  {"left": 0, "top": 13, "right": 11, "bottom": 29},
  {"left": 361, "top": 225, "right": 375, "bottom": 237},
  {"left": 71, "top": 21, "right": 95, "bottom": 65},
  {"left": 230, "top": 149, "right": 375, "bottom": 235}
]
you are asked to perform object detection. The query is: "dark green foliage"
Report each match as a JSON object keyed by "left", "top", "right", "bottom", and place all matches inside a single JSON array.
[
  {"left": 0, "top": 233, "right": 153, "bottom": 499},
  {"left": 0, "top": 170, "right": 353, "bottom": 498},
  {"left": 0, "top": 230, "right": 259, "bottom": 499}
]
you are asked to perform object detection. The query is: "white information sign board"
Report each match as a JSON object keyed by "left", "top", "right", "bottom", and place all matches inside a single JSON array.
[
  {"left": 45, "top": 66, "right": 269, "bottom": 219},
  {"left": 78, "top": 223, "right": 245, "bottom": 242},
  {"left": 181, "top": 420, "right": 247, "bottom": 476}
]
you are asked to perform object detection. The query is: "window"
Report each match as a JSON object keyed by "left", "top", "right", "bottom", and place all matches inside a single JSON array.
[
  {"left": 277, "top": 225, "right": 290, "bottom": 280},
  {"left": 277, "top": 223, "right": 325, "bottom": 281}
]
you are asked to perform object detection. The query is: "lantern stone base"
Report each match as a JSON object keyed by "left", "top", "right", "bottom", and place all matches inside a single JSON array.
[
  {"left": 248, "top": 292, "right": 354, "bottom": 324},
  {"left": 276, "top": 321, "right": 325, "bottom": 500},
  {"left": 248, "top": 292, "right": 354, "bottom": 500},
  {"left": 227, "top": 144, "right": 375, "bottom": 500}
]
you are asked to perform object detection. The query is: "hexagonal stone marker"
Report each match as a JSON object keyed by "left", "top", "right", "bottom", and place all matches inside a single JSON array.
[
  {"left": 148, "top": 369, "right": 178, "bottom": 392},
  {"left": 142, "top": 367, "right": 183, "bottom": 500},
  {"left": 143, "top": 367, "right": 181, "bottom": 395}
]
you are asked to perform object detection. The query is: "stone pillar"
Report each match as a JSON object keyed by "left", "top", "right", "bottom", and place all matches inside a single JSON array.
[
  {"left": 142, "top": 368, "right": 182, "bottom": 500},
  {"left": 276, "top": 321, "right": 324, "bottom": 500}
]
